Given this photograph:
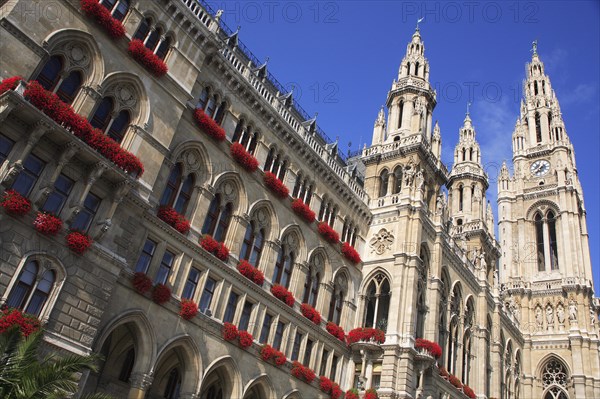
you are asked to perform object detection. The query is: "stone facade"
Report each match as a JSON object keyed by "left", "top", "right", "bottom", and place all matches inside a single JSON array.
[{"left": 0, "top": 1, "right": 598, "bottom": 399}]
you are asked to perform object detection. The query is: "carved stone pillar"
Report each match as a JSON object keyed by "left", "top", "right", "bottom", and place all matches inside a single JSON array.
[
  {"left": 128, "top": 372, "right": 153, "bottom": 399},
  {"left": 32, "top": 142, "right": 79, "bottom": 206}
]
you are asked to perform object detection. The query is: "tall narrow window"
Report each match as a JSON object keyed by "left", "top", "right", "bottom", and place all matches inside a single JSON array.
[
  {"left": 320, "top": 349, "right": 329, "bottom": 376},
  {"left": 56, "top": 71, "right": 82, "bottom": 104},
  {"left": 0, "top": 135, "right": 15, "bottom": 164},
  {"left": 36, "top": 56, "right": 62, "bottom": 91},
  {"left": 90, "top": 97, "right": 114, "bottom": 132},
  {"left": 160, "top": 164, "right": 194, "bottom": 214},
  {"left": 41, "top": 174, "right": 74, "bottom": 215},
  {"left": 223, "top": 291, "right": 239, "bottom": 323},
  {"left": 240, "top": 223, "right": 265, "bottom": 267},
  {"left": 202, "top": 195, "right": 232, "bottom": 242},
  {"left": 330, "top": 355, "right": 339, "bottom": 380},
  {"left": 100, "top": 0, "right": 130, "bottom": 21},
  {"left": 107, "top": 110, "right": 130, "bottom": 143},
  {"left": 154, "top": 250, "right": 175, "bottom": 285},
  {"left": 238, "top": 301, "right": 253, "bottom": 331},
  {"left": 163, "top": 368, "right": 181, "bottom": 399},
  {"left": 291, "top": 332, "right": 302, "bottom": 361},
  {"left": 393, "top": 166, "right": 402, "bottom": 194},
  {"left": 273, "top": 321, "right": 284, "bottom": 350},
  {"left": 364, "top": 275, "right": 391, "bottom": 332},
  {"left": 11, "top": 154, "right": 45, "bottom": 197},
  {"left": 25, "top": 270, "right": 55, "bottom": 316},
  {"left": 398, "top": 101, "right": 404, "bottom": 129},
  {"left": 535, "top": 112, "right": 542, "bottom": 143},
  {"left": 259, "top": 313, "right": 273, "bottom": 343},
  {"left": 548, "top": 211, "right": 559, "bottom": 270},
  {"left": 273, "top": 245, "right": 294, "bottom": 288},
  {"left": 70, "top": 192, "right": 101, "bottom": 233},
  {"left": 133, "top": 18, "right": 150, "bottom": 41},
  {"left": 458, "top": 186, "right": 464, "bottom": 211},
  {"left": 6, "top": 261, "right": 38, "bottom": 310},
  {"left": 304, "top": 339, "right": 313, "bottom": 367},
  {"left": 197, "top": 87, "right": 209, "bottom": 110},
  {"left": 328, "top": 288, "right": 343, "bottom": 324},
  {"left": 535, "top": 213, "right": 545, "bottom": 272},
  {"left": 135, "top": 239, "right": 156, "bottom": 274},
  {"left": 181, "top": 267, "right": 200, "bottom": 300},
  {"left": 199, "top": 277, "right": 216, "bottom": 313}
]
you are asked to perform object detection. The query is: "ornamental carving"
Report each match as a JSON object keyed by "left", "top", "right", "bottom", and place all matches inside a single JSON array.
[
  {"left": 369, "top": 228, "right": 394, "bottom": 255},
  {"left": 179, "top": 148, "right": 203, "bottom": 177},
  {"left": 65, "top": 42, "right": 90, "bottom": 68}
]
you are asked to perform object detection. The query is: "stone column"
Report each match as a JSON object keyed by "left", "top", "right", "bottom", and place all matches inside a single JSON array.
[
  {"left": 128, "top": 372, "right": 153, "bottom": 399},
  {"left": 224, "top": 214, "right": 248, "bottom": 260},
  {"left": 32, "top": 142, "right": 79, "bottom": 206}
]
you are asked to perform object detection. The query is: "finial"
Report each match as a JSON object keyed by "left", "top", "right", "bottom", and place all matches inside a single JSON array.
[
  {"left": 314, "top": 112, "right": 318, "bottom": 118},
  {"left": 466, "top": 101, "right": 471, "bottom": 116},
  {"left": 265, "top": 56, "right": 270, "bottom": 64},
  {"left": 531, "top": 39, "right": 538, "bottom": 56},
  {"left": 416, "top": 17, "right": 424, "bottom": 31}
]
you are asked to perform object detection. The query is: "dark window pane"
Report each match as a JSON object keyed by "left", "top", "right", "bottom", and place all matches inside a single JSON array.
[
  {"left": 90, "top": 97, "right": 113, "bottom": 131},
  {"left": 6, "top": 261, "right": 38, "bottom": 309},
  {"left": 154, "top": 250, "right": 174, "bottom": 285},
  {"left": 107, "top": 110, "right": 130, "bottom": 143},
  {"left": 273, "top": 321, "right": 284, "bottom": 350},
  {"left": 133, "top": 18, "right": 150, "bottom": 41},
  {"left": 36, "top": 56, "right": 62, "bottom": 91},
  {"left": 42, "top": 174, "right": 74, "bottom": 214},
  {"left": 135, "top": 239, "right": 156, "bottom": 273},
  {"left": 199, "top": 277, "right": 216, "bottom": 313},
  {"left": 25, "top": 270, "right": 55, "bottom": 316},
  {"left": 70, "top": 192, "right": 101, "bottom": 233},
  {"left": 0, "top": 135, "right": 15, "bottom": 163},
  {"left": 11, "top": 154, "right": 45, "bottom": 197},
  {"left": 112, "top": 0, "right": 129, "bottom": 21},
  {"left": 223, "top": 291, "right": 238, "bottom": 323},
  {"left": 259, "top": 314, "right": 272, "bottom": 343},
  {"left": 56, "top": 71, "right": 82, "bottom": 104},
  {"left": 291, "top": 332, "right": 302, "bottom": 361},
  {"left": 181, "top": 267, "right": 200, "bottom": 300},
  {"left": 238, "top": 301, "right": 253, "bottom": 331}
]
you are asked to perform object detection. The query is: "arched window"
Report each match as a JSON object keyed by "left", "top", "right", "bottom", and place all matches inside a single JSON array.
[
  {"left": 240, "top": 222, "right": 265, "bottom": 267},
  {"left": 163, "top": 368, "right": 181, "bottom": 399},
  {"left": 534, "top": 81, "right": 539, "bottom": 96},
  {"left": 133, "top": 18, "right": 172, "bottom": 60},
  {"left": 392, "top": 166, "right": 402, "bottom": 194},
  {"left": 35, "top": 56, "right": 83, "bottom": 105},
  {"left": 56, "top": 71, "right": 82, "bottom": 104},
  {"left": 303, "top": 265, "right": 320, "bottom": 307},
  {"left": 202, "top": 194, "right": 232, "bottom": 242},
  {"left": 541, "top": 359, "right": 569, "bottom": 399},
  {"left": 36, "top": 55, "right": 63, "bottom": 91},
  {"left": 536, "top": 112, "right": 542, "bottom": 143},
  {"left": 197, "top": 87, "right": 210, "bottom": 110},
  {"left": 107, "top": 110, "right": 130, "bottom": 143},
  {"left": 273, "top": 244, "right": 294, "bottom": 288},
  {"left": 99, "top": 0, "right": 130, "bottom": 21},
  {"left": 329, "top": 287, "right": 344, "bottom": 325},
  {"left": 458, "top": 185, "right": 464, "bottom": 211},
  {"left": 160, "top": 164, "right": 194, "bottom": 214},
  {"left": 133, "top": 18, "right": 151, "bottom": 41},
  {"left": 6, "top": 260, "right": 56, "bottom": 317},
  {"left": 90, "top": 97, "right": 113, "bottom": 131},
  {"left": 363, "top": 274, "right": 391, "bottom": 332},
  {"left": 535, "top": 212, "right": 545, "bottom": 271},
  {"left": 90, "top": 96, "right": 131, "bottom": 144},
  {"left": 548, "top": 211, "right": 559, "bottom": 270},
  {"left": 398, "top": 100, "right": 404, "bottom": 129},
  {"left": 379, "top": 170, "right": 389, "bottom": 197},
  {"left": 415, "top": 62, "right": 420, "bottom": 77}
]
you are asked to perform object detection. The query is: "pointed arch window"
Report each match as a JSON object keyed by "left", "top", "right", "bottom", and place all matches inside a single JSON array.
[
  {"left": 273, "top": 244, "right": 294, "bottom": 288},
  {"left": 535, "top": 212, "right": 545, "bottom": 271},
  {"left": 160, "top": 164, "right": 194, "bottom": 214},
  {"left": 542, "top": 359, "right": 569, "bottom": 399},
  {"left": 379, "top": 170, "right": 389, "bottom": 197},
  {"left": 90, "top": 97, "right": 131, "bottom": 144},
  {"left": 6, "top": 260, "right": 56, "bottom": 317},
  {"left": 99, "top": 0, "right": 130, "bottom": 21},
  {"left": 458, "top": 185, "right": 464, "bottom": 211},
  {"left": 133, "top": 18, "right": 172, "bottom": 60},
  {"left": 163, "top": 368, "right": 181, "bottom": 399},
  {"left": 548, "top": 211, "right": 559, "bottom": 270},
  {"left": 329, "top": 286, "right": 344, "bottom": 325},
  {"left": 364, "top": 275, "right": 391, "bottom": 331},
  {"left": 202, "top": 194, "right": 232, "bottom": 242},
  {"left": 36, "top": 56, "right": 63, "bottom": 91},
  {"left": 35, "top": 56, "right": 83, "bottom": 104},
  {"left": 303, "top": 265, "right": 320, "bottom": 307},
  {"left": 398, "top": 101, "right": 404, "bottom": 129},
  {"left": 240, "top": 222, "right": 265, "bottom": 267},
  {"left": 535, "top": 112, "right": 543, "bottom": 143},
  {"left": 392, "top": 166, "right": 402, "bottom": 194},
  {"left": 56, "top": 71, "right": 82, "bottom": 104}
]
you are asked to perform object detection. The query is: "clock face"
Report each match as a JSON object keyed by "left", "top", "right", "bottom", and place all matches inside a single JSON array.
[{"left": 530, "top": 160, "right": 551, "bottom": 177}]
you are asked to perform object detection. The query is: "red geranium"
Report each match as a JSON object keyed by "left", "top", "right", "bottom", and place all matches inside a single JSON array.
[
  {"left": 365, "top": 389, "right": 379, "bottom": 399},
  {"left": 128, "top": 39, "right": 168, "bottom": 77},
  {"left": 0, "top": 308, "right": 41, "bottom": 337},
  {"left": 238, "top": 330, "right": 253, "bottom": 349},
  {"left": 230, "top": 142, "right": 259, "bottom": 172},
  {"left": 237, "top": 260, "right": 264, "bottom": 286},
  {"left": 330, "top": 384, "right": 342, "bottom": 399},
  {"left": 157, "top": 206, "right": 190, "bottom": 234},
  {"left": 463, "top": 385, "right": 476, "bottom": 399},
  {"left": 0, "top": 76, "right": 23, "bottom": 95},
  {"left": 179, "top": 299, "right": 198, "bottom": 320},
  {"left": 271, "top": 284, "right": 295, "bottom": 307},
  {"left": 318, "top": 222, "right": 339, "bottom": 244},
  {"left": 152, "top": 283, "right": 171, "bottom": 304},
  {"left": 263, "top": 172, "right": 289, "bottom": 199},
  {"left": 33, "top": 212, "right": 63, "bottom": 235},
  {"left": 415, "top": 338, "right": 442, "bottom": 359},
  {"left": 131, "top": 272, "right": 153, "bottom": 294},
  {"left": 260, "top": 344, "right": 286, "bottom": 365},
  {"left": 1, "top": 189, "right": 31, "bottom": 216},
  {"left": 66, "top": 231, "right": 92, "bottom": 254},
  {"left": 274, "top": 351, "right": 287, "bottom": 366},
  {"left": 200, "top": 235, "right": 229, "bottom": 261},
  {"left": 341, "top": 242, "right": 361, "bottom": 264},
  {"left": 345, "top": 389, "right": 360, "bottom": 399},
  {"left": 449, "top": 374, "right": 462, "bottom": 389},
  {"left": 80, "top": 0, "right": 126, "bottom": 38},
  {"left": 326, "top": 322, "right": 346, "bottom": 342},
  {"left": 222, "top": 322, "right": 238, "bottom": 341},
  {"left": 438, "top": 366, "right": 449, "bottom": 378},
  {"left": 193, "top": 108, "right": 226, "bottom": 141},
  {"left": 347, "top": 328, "right": 385, "bottom": 344},
  {"left": 319, "top": 376, "right": 333, "bottom": 393},
  {"left": 291, "top": 198, "right": 315, "bottom": 223},
  {"left": 291, "top": 361, "right": 315, "bottom": 383},
  {"left": 301, "top": 303, "right": 321, "bottom": 325}
]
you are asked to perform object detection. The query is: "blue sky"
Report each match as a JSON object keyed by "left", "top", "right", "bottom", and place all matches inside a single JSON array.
[{"left": 208, "top": 1, "right": 600, "bottom": 286}]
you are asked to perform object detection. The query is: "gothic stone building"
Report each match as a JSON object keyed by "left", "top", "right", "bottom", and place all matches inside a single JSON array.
[{"left": 0, "top": 1, "right": 598, "bottom": 399}]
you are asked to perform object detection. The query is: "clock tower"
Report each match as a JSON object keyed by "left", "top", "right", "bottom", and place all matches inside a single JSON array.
[{"left": 497, "top": 44, "right": 598, "bottom": 398}]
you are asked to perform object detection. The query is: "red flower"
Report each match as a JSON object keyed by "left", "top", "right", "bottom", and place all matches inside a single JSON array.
[
  {"left": 238, "top": 330, "right": 253, "bottom": 349},
  {"left": 274, "top": 351, "right": 287, "bottom": 366},
  {"left": 152, "top": 283, "right": 171, "bottom": 304},
  {"left": 33, "top": 212, "right": 63, "bottom": 235},
  {"left": 415, "top": 338, "right": 442, "bottom": 359},
  {"left": 1, "top": 190, "right": 31, "bottom": 216},
  {"left": 157, "top": 206, "right": 190, "bottom": 234},
  {"left": 66, "top": 231, "right": 92, "bottom": 254},
  {"left": 326, "top": 322, "right": 346, "bottom": 342},
  {"left": 0, "top": 76, "right": 23, "bottom": 95},
  {"left": 319, "top": 376, "right": 333, "bottom": 393},
  {"left": 347, "top": 328, "right": 385, "bottom": 344},
  {"left": 0, "top": 308, "right": 41, "bottom": 337},
  {"left": 237, "top": 260, "right": 264, "bottom": 286},
  {"left": 438, "top": 366, "right": 449, "bottom": 377},
  {"left": 230, "top": 142, "right": 259, "bottom": 172},
  {"left": 199, "top": 235, "right": 229, "bottom": 262},
  {"left": 318, "top": 222, "right": 339, "bottom": 244},
  {"left": 301, "top": 303, "right": 321, "bottom": 325},
  {"left": 291, "top": 361, "right": 315, "bottom": 383},
  {"left": 341, "top": 242, "right": 361, "bottom": 264},
  {"left": 179, "top": 299, "right": 198, "bottom": 320},
  {"left": 463, "top": 385, "right": 476, "bottom": 399},
  {"left": 345, "top": 389, "right": 360, "bottom": 399},
  {"left": 291, "top": 198, "right": 315, "bottom": 223},
  {"left": 449, "top": 374, "right": 462, "bottom": 389},
  {"left": 330, "top": 384, "right": 342, "bottom": 399},
  {"left": 271, "top": 284, "right": 295, "bottom": 307},
  {"left": 260, "top": 344, "right": 276, "bottom": 361},
  {"left": 80, "top": 0, "right": 126, "bottom": 38},
  {"left": 131, "top": 272, "right": 153, "bottom": 294},
  {"left": 222, "top": 322, "right": 239, "bottom": 341},
  {"left": 263, "top": 172, "right": 289, "bottom": 199},
  {"left": 128, "top": 39, "right": 168, "bottom": 77},
  {"left": 365, "top": 389, "right": 379, "bottom": 399},
  {"left": 193, "top": 108, "right": 226, "bottom": 141}
]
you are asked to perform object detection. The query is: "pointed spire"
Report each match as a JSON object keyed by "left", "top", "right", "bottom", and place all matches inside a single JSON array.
[{"left": 433, "top": 120, "right": 441, "bottom": 139}]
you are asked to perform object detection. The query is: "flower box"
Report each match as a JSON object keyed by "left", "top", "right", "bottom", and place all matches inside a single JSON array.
[
  {"left": 238, "top": 330, "right": 253, "bottom": 349},
  {"left": 193, "top": 108, "right": 226, "bottom": 141},
  {"left": 179, "top": 299, "right": 198, "bottom": 320},
  {"left": 131, "top": 272, "right": 153, "bottom": 294},
  {"left": 66, "top": 231, "right": 92, "bottom": 254},
  {"left": 260, "top": 344, "right": 286, "bottom": 366},
  {"left": 33, "top": 212, "right": 63, "bottom": 235},
  {"left": 463, "top": 385, "right": 476, "bottom": 399},
  {"left": 152, "top": 283, "right": 171, "bottom": 304},
  {"left": 263, "top": 172, "right": 289, "bottom": 199},
  {"left": 230, "top": 142, "right": 258, "bottom": 172},
  {"left": 199, "top": 235, "right": 229, "bottom": 261},
  {"left": 291, "top": 198, "right": 315, "bottom": 223},
  {"left": 128, "top": 39, "right": 168, "bottom": 77},
  {"left": 222, "top": 322, "right": 239, "bottom": 341},
  {"left": 330, "top": 384, "right": 342, "bottom": 399},
  {"left": 326, "top": 322, "right": 346, "bottom": 342},
  {"left": 157, "top": 206, "right": 190, "bottom": 234},
  {"left": 341, "top": 242, "right": 361, "bottom": 264},
  {"left": 345, "top": 389, "right": 359, "bottom": 399},
  {"left": 449, "top": 374, "right": 462, "bottom": 389},
  {"left": 21, "top": 80, "right": 143, "bottom": 176},
  {"left": 347, "top": 327, "right": 385, "bottom": 344},
  {"left": 415, "top": 338, "right": 442, "bottom": 359},
  {"left": 80, "top": 0, "right": 126, "bottom": 38},
  {"left": 291, "top": 361, "right": 316, "bottom": 383},
  {"left": 318, "top": 222, "right": 339, "bottom": 244},
  {"left": 438, "top": 366, "right": 449, "bottom": 378},
  {"left": 300, "top": 303, "right": 321, "bottom": 325},
  {"left": 0, "top": 308, "right": 41, "bottom": 337},
  {"left": 0, "top": 76, "right": 23, "bottom": 95},
  {"left": 365, "top": 389, "right": 379, "bottom": 399},
  {"left": 1, "top": 189, "right": 31, "bottom": 216},
  {"left": 319, "top": 376, "right": 333, "bottom": 393},
  {"left": 271, "top": 284, "right": 295, "bottom": 307},
  {"left": 237, "top": 260, "right": 264, "bottom": 286}
]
